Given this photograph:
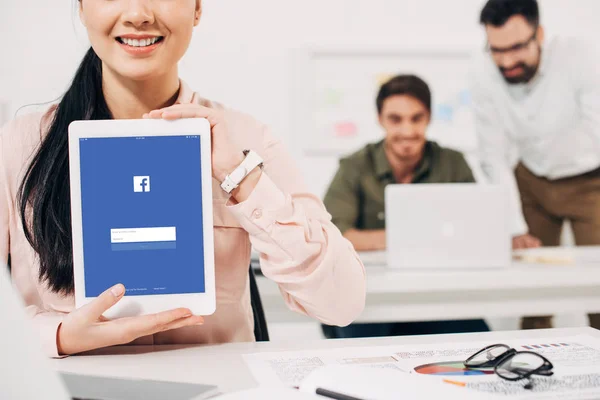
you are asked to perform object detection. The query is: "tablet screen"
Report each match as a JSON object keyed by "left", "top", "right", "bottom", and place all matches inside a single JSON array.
[{"left": 78, "top": 135, "right": 206, "bottom": 297}]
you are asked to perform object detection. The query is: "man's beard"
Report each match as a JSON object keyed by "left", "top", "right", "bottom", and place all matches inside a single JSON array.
[
  {"left": 499, "top": 46, "right": 541, "bottom": 84},
  {"left": 500, "top": 61, "right": 539, "bottom": 84}
]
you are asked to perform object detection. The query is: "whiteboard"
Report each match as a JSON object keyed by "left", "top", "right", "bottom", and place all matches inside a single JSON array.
[{"left": 292, "top": 47, "right": 477, "bottom": 157}]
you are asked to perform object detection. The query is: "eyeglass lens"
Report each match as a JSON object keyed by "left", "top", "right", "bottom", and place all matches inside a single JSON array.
[
  {"left": 496, "top": 352, "right": 546, "bottom": 380},
  {"left": 466, "top": 344, "right": 510, "bottom": 367}
]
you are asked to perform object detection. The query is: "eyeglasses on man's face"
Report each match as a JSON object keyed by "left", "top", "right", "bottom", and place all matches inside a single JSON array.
[{"left": 486, "top": 31, "right": 538, "bottom": 57}]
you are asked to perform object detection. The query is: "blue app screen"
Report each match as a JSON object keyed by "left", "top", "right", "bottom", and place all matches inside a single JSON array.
[{"left": 79, "top": 135, "right": 205, "bottom": 296}]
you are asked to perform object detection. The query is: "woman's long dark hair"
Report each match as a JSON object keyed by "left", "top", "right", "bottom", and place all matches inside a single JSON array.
[{"left": 18, "top": 47, "right": 112, "bottom": 295}]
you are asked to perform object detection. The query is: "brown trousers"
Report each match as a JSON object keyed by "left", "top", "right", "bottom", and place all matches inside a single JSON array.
[{"left": 515, "top": 163, "right": 600, "bottom": 329}]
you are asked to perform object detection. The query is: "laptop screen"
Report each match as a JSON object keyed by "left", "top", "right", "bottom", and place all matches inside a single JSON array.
[{"left": 78, "top": 135, "right": 206, "bottom": 297}]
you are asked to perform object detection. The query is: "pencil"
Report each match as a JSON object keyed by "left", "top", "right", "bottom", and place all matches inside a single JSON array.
[{"left": 443, "top": 379, "right": 467, "bottom": 387}]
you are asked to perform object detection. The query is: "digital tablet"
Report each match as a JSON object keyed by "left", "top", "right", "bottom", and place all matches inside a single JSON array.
[{"left": 68, "top": 118, "right": 215, "bottom": 318}]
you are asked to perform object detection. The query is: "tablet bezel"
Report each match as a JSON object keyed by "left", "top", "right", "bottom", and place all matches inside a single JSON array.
[{"left": 68, "top": 118, "right": 216, "bottom": 318}]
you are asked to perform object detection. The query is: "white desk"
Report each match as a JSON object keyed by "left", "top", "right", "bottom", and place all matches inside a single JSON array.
[
  {"left": 255, "top": 246, "right": 600, "bottom": 323},
  {"left": 53, "top": 327, "right": 600, "bottom": 394}
]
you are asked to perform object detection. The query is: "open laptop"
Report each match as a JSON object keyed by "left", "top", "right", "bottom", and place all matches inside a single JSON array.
[
  {"left": 0, "top": 266, "right": 218, "bottom": 400},
  {"left": 384, "top": 183, "right": 511, "bottom": 269}
]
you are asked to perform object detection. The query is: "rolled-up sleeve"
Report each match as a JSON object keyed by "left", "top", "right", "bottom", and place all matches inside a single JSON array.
[{"left": 226, "top": 126, "right": 366, "bottom": 327}]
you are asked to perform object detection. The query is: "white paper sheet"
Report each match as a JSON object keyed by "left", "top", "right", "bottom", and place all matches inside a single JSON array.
[
  {"left": 244, "top": 346, "right": 405, "bottom": 388},
  {"left": 299, "top": 364, "right": 488, "bottom": 400},
  {"left": 394, "top": 335, "right": 600, "bottom": 399},
  {"left": 243, "top": 335, "right": 600, "bottom": 399}
]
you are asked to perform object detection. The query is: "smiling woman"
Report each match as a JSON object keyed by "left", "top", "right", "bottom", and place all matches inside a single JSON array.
[
  {"left": 0, "top": 0, "right": 366, "bottom": 357},
  {"left": 79, "top": 0, "right": 198, "bottom": 88},
  {"left": 117, "top": 35, "right": 164, "bottom": 52}
]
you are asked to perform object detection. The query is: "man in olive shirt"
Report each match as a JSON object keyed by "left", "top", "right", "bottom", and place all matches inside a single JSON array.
[{"left": 323, "top": 75, "right": 489, "bottom": 338}]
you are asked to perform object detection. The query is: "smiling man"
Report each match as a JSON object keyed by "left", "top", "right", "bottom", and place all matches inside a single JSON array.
[
  {"left": 322, "top": 75, "right": 489, "bottom": 339},
  {"left": 472, "top": 0, "right": 600, "bottom": 330}
]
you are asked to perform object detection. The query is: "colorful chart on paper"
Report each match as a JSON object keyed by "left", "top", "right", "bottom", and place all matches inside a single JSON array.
[{"left": 414, "top": 361, "right": 495, "bottom": 376}]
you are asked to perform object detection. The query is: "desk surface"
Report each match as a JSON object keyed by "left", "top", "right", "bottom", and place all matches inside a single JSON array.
[
  {"left": 255, "top": 246, "right": 600, "bottom": 292},
  {"left": 53, "top": 327, "right": 600, "bottom": 394},
  {"left": 255, "top": 247, "right": 600, "bottom": 323},
  {"left": 353, "top": 246, "right": 600, "bottom": 293}
]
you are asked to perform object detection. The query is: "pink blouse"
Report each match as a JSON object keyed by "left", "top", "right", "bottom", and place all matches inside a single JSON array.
[{"left": 0, "top": 81, "right": 366, "bottom": 357}]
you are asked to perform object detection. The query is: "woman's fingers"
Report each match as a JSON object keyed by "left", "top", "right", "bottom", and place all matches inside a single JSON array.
[
  {"left": 90, "top": 315, "right": 203, "bottom": 350},
  {"left": 76, "top": 283, "right": 125, "bottom": 323},
  {"left": 161, "top": 108, "right": 204, "bottom": 120},
  {"left": 102, "top": 308, "right": 197, "bottom": 344},
  {"left": 143, "top": 104, "right": 220, "bottom": 125},
  {"left": 160, "top": 315, "right": 205, "bottom": 332},
  {"left": 130, "top": 307, "right": 193, "bottom": 333},
  {"left": 58, "top": 285, "right": 204, "bottom": 354},
  {"left": 144, "top": 110, "right": 164, "bottom": 119}
]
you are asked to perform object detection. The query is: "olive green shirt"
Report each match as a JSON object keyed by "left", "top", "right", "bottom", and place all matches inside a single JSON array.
[{"left": 324, "top": 140, "right": 475, "bottom": 234}]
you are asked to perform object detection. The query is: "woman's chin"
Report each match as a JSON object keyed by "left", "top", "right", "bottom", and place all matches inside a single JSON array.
[{"left": 110, "top": 65, "right": 166, "bottom": 82}]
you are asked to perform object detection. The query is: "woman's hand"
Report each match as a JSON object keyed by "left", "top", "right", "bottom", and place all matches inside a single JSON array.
[
  {"left": 144, "top": 104, "right": 262, "bottom": 202},
  {"left": 144, "top": 104, "right": 244, "bottom": 182},
  {"left": 57, "top": 284, "right": 204, "bottom": 355}
]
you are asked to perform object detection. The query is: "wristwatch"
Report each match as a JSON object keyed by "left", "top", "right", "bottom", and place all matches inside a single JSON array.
[{"left": 220, "top": 150, "right": 264, "bottom": 194}]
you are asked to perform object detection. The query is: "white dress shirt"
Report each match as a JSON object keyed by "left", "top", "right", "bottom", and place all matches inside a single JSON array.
[{"left": 471, "top": 37, "right": 600, "bottom": 235}]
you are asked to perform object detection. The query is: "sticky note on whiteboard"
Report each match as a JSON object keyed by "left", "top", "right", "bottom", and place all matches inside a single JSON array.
[
  {"left": 322, "top": 89, "right": 344, "bottom": 107},
  {"left": 434, "top": 104, "right": 454, "bottom": 122},
  {"left": 333, "top": 121, "right": 358, "bottom": 137},
  {"left": 376, "top": 73, "right": 395, "bottom": 87}
]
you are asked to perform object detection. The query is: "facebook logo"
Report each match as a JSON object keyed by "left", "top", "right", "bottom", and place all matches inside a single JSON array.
[{"left": 133, "top": 176, "right": 151, "bottom": 193}]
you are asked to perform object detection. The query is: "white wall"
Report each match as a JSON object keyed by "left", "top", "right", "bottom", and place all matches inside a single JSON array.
[{"left": 1, "top": 0, "right": 599, "bottom": 196}]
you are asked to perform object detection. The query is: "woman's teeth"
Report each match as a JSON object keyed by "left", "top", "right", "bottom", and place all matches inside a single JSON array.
[{"left": 120, "top": 37, "right": 160, "bottom": 47}]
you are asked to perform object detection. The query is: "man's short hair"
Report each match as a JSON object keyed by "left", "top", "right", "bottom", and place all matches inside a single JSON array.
[
  {"left": 480, "top": 0, "right": 539, "bottom": 27},
  {"left": 376, "top": 75, "right": 431, "bottom": 115}
]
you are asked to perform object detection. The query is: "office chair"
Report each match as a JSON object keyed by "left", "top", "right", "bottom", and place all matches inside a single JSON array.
[{"left": 249, "top": 265, "right": 269, "bottom": 342}]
